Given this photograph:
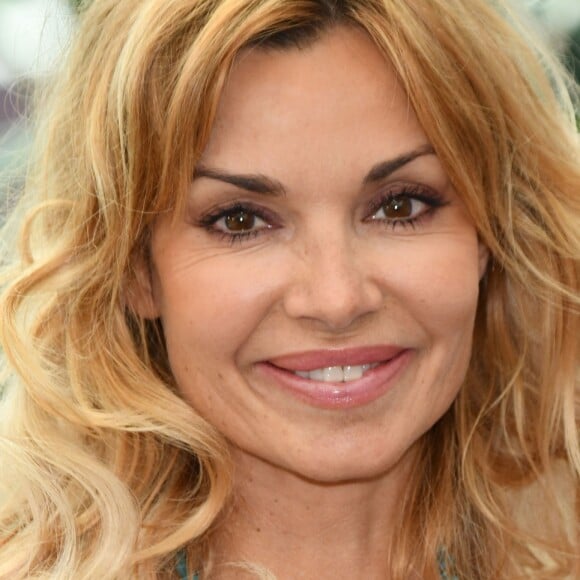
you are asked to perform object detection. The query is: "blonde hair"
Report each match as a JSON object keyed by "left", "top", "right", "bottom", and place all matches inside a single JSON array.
[{"left": 0, "top": 0, "right": 578, "bottom": 578}]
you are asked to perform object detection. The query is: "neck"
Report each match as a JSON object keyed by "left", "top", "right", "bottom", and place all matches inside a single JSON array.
[{"left": 208, "top": 446, "right": 429, "bottom": 580}]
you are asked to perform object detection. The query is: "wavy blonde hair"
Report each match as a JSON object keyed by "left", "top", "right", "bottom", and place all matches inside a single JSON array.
[{"left": 0, "top": 0, "right": 578, "bottom": 578}]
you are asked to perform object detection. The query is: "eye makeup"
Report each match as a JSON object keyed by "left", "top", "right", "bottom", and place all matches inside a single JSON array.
[
  {"left": 192, "top": 180, "right": 449, "bottom": 245},
  {"left": 365, "top": 183, "right": 448, "bottom": 231}
]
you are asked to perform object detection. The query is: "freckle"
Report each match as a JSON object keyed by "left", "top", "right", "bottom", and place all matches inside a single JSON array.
[
  {"left": 273, "top": 498, "right": 279, "bottom": 503},
  {"left": 255, "top": 527, "right": 261, "bottom": 533}
]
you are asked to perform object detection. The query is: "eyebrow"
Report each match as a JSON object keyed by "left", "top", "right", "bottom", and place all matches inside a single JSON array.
[
  {"left": 363, "top": 143, "right": 435, "bottom": 185},
  {"left": 194, "top": 143, "right": 435, "bottom": 195},
  {"left": 194, "top": 167, "right": 286, "bottom": 197}
]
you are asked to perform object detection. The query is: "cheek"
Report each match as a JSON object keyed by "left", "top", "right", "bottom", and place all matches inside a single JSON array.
[
  {"left": 397, "top": 234, "right": 481, "bottom": 400},
  {"left": 153, "top": 251, "right": 284, "bottom": 365},
  {"left": 150, "top": 253, "right": 280, "bottom": 420},
  {"left": 385, "top": 233, "right": 482, "bottom": 335}
]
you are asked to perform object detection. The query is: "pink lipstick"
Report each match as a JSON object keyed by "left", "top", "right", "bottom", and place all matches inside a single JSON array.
[{"left": 257, "top": 346, "right": 412, "bottom": 409}]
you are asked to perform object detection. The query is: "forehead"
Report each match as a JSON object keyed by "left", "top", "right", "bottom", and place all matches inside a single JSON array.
[{"left": 198, "top": 25, "right": 429, "bottom": 186}]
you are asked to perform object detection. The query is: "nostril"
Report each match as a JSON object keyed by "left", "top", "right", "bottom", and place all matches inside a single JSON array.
[{"left": 282, "top": 262, "right": 383, "bottom": 329}]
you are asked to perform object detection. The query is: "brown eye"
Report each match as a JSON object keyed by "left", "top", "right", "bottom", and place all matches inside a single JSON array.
[
  {"left": 369, "top": 194, "right": 431, "bottom": 225},
  {"left": 382, "top": 196, "right": 413, "bottom": 219},
  {"left": 210, "top": 206, "right": 269, "bottom": 238},
  {"left": 224, "top": 210, "right": 256, "bottom": 232}
]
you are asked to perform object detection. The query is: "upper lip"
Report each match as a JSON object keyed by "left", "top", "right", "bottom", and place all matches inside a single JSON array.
[{"left": 266, "top": 345, "right": 406, "bottom": 372}]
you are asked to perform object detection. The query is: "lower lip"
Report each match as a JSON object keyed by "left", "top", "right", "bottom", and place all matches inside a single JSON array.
[{"left": 256, "top": 350, "right": 412, "bottom": 409}]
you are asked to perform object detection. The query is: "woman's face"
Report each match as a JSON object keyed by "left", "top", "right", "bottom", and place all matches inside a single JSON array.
[{"left": 140, "top": 26, "right": 487, "bottom": 483}]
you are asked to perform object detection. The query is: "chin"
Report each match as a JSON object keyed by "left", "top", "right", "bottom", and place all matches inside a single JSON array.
[{"left": 279, "top": 440, "right": 420, "bottom": 485}]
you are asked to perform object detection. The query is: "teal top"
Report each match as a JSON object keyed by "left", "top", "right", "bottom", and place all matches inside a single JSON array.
[
  {"left": 176, "top": 554, "right": 198, "bottom": 580},
  {"left": 176, "top": 551, "right": 458, "bottom": 579}
]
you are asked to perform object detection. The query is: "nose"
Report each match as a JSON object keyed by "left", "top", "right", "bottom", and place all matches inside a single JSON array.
[{"left": 282, "top": 232, "right": 384, "bottom": 331}]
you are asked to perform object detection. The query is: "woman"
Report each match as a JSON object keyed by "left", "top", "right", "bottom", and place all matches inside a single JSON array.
[{"left": 0, "top": 0, "right": 578, "bottom": 578}]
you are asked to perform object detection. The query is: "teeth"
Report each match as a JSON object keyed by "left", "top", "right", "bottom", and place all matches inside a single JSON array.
[
  {"left": 343, "top": 365, "right": 364, "bottom": 381},
  {"left": 293, "top": 364, "right": 378, "bottom": 383}
]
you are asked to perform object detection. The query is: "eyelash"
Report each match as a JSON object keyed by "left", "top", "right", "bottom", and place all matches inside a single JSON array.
[
  {"left": 197, "top": 186, "right": 447, "bottom": 245},
  {"left": 197, "top": 202, "right": 275, "bottom": 245},
  {"left": 366, "top": 185, "right": 447, "bottom": 231}
]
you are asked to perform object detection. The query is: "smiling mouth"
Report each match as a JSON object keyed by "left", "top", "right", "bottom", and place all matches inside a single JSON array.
[
  {"left": 292, "top": 363, "right": 380, "bottom": 382},
  {"left": 266, "top": 344, "right": 405, "bottom": 381},
  {"left": 257, "top": 348, "right": 411, "bottom": 409}
]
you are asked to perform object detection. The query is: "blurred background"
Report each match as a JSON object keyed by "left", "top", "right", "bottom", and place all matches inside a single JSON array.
[{"left": 1, "top": 0, "right": 580, "bottom": 217}]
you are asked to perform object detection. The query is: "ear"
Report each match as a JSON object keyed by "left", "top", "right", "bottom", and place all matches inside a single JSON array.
[
  {"left": 126, "top": 251, "right": 161, "bottom": 319},
  {"left": 477, "top": 237, "right": 490, "bottom": 280}
]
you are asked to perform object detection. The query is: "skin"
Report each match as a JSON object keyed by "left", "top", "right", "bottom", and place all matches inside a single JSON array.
[{"left": 135, "top": 26, "right": 488, "bottom": 579}]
